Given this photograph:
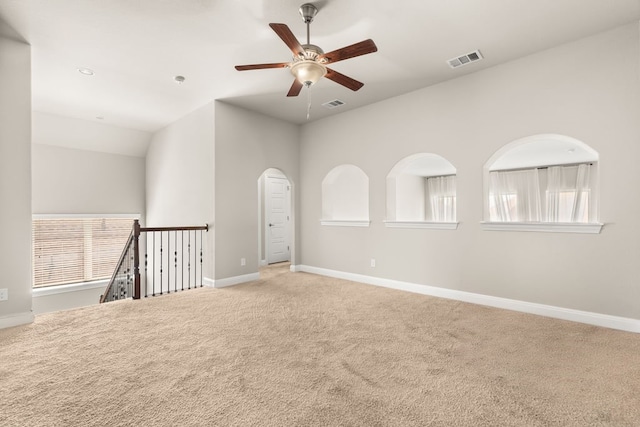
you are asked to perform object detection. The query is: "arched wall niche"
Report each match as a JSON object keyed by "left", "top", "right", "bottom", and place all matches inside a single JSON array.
[
  {"left": 385, "top": 153, "right": 458, "bottom": 229},
  {"left": 482, "top": 134, "right": 602, "bottom": 233},
  {"left": 321, "top": 164, "right": 370, "bottom": 227}
]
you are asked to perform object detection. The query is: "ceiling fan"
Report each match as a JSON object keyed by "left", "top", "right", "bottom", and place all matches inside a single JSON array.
[{"left": 235, "top": 3, "right": 378, "bottom": 97}]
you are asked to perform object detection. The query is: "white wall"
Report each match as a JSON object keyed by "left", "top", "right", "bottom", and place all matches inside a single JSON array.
[
  {"left": 299, "top": 23, "right": 640, "bottom": 320},
  {"left": 146, "top": 102, "right": 215, "bottom": 278},
  {"left": 214, "top": 101, "right": 299, "bottom": 280},
  {"left": 32, "top": 282, "right": 107, "bottom": 315},
  {"left": 0, "top": 21, "right": 32, "bottom": 327},
  {"left": 33, "top": 111, "right": 151, "bottom": 157},
  {"left": 32, "top": 144, "right": 145, "bottom": 216}
]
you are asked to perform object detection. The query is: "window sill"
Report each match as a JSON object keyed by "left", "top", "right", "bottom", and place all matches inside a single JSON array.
[
  {"left": 32, "top": 279, "right": 109, "bottom": 297},
  {"left": 481, "top": 222, "right": 603, "bottom": 234},
  {"left": 384, "top": 221, "right": 459, "bottom": 230},
  {"left": 320, "top": 220, "right": 370, "bottom": 227}
]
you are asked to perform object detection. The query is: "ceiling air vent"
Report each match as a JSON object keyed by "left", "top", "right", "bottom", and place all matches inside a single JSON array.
[
  {"left": 322, "top": 99, "right": 346, "bottom": 109},
  {"left": 447, "top": 50, "right": 483, "bottom": 69}
]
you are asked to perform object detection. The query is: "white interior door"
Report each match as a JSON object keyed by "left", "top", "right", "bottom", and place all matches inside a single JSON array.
[{"left": 266, "top": 176, "right": 290, "bottom": 264}]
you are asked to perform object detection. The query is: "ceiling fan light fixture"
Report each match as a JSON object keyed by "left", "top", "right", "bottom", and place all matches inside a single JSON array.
[
  {"left": 290, "top": 60, "right": 326, "bottom": 86},
  {"left": 234, "top": 4, "right": 377, "bottom": 97}
]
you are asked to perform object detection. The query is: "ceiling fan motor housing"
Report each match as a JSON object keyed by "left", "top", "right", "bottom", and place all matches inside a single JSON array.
[{"left": 298, "top": 44, "right": 324, "bottom": 61}]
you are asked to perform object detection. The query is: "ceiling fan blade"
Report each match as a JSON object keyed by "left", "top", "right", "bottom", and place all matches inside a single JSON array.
[
  {"left": 325, "top": 68, "right": 364, "bottom": 91},
  {"left": 235, "top": 63, "right": 289, "bottom": 71},
  {"left": 286, "top": 79, "right": 304, "bottom": 97},
  {"left": 269, "top": 23, "right": 304, "bottom": 56},
  {"left": 320, "top": 39, "right": 378, "bottom": 64}
]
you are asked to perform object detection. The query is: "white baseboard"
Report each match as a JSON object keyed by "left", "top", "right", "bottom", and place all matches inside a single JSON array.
[
  {"left": 297, "top": 265, "right": 640, "bottom": 334},
  {"left": 290, "top": 264, "right": 302, "bottom": 272},
  {"left": 260, "top": 260, "right": 267, "bottom": 267},
  {"left": 0, "top": 311, "right": 34, "bottom": 329},
  {"left": 203, "top": 277, "right": 215, "bottom": 288},
  {"left": 210, "top": 272, "right": 260, "bottom": 288}
]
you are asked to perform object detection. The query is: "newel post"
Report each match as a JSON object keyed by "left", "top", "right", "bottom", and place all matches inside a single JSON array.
[{"left": 133, "top": 219, "right": 141, "bottom": 299}]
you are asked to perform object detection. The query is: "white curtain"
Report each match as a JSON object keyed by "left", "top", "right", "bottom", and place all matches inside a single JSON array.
[
  {"left": 546, "top": 164, "right": 590, "bottom": 223},
  {"left": 426, "top": 175, "right": 456, "bottom": 222},
  {"left": 489, "top": 169, "right": 541, "bottom": 222}
]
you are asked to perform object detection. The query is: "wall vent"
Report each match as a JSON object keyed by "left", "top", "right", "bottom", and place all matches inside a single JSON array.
[
  {"left": 447, "top": 50, "right": 483, "bottom": 69},
  {"left": 322, "top": 99, "right": 346, "bottom": 109}
]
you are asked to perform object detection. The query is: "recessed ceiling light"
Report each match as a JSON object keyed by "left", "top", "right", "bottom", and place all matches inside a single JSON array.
[
  {"left": 77, "top": 67, "right": 94, "bottom": 76},
  {"left": 174, "top": 75, "right": 185, "bottom": 84}
]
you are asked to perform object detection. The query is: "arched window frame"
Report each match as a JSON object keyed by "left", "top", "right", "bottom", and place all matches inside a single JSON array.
[{"left": 482, "top": 134, "right": 603, "bottom": 234}]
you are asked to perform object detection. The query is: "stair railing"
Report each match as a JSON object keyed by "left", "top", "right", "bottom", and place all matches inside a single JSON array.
[{"left": 100, "top": 220, "right": 208, "bottom": 303}]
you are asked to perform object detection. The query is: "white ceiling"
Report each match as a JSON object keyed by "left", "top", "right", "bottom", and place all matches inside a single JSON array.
[{"left": 1, "top": 0, "right": 639, "bottom": 133}]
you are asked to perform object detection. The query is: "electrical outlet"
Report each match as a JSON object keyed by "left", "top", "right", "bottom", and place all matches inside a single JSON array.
[
  {"left": 370, "top": 259, "right": 376, "bottom": 268},
  {"left": 241, "top": 258, "right": 246, "bottom": 266},
  {"left": 0, "top": 288, "right": 8, "bottom": 301}
]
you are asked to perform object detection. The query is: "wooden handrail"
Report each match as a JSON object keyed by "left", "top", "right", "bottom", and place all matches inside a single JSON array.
[{"left": 140, "top": 225, "right": 209, "bottom": 233}]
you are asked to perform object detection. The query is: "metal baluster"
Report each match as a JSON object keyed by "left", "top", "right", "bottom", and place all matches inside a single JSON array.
[
  {"left": 188, "top": 231, "right": 191, "bottom": 289},
  {"left": 192, "top": 230, "right": 196, "bottom": 287},
  {"left": 124, "top": 245, "right": 128, "bottom": 298},
  {"left": 144, "top": 232, "right": 148, "bottom": 298},
  {"left": 166, "top": 231, "right": 170, "bottom": 294},
  {"left": 127, "top": 242, "right": 130, "bottom": 297},
  {"left": 160, "top": 232, "right": 164, "bottom": 295},
  {"left": 128, "top": 243, "right": 131, "bottom": 296},
  {"left": 181, "top": 230, "right": 184, "bottom": 291},
  {"left": 125, "top": 243, "right": 130, "bottom": 298},
  {"left": 200, "top": 229, "right": 203, "bottom": 287},
  {"left": 174, "top": 230, "right": 178, "bottom": 293},
  {"left": 130, "top": 240, "right": 134, "bottom": 297},
  {"left": 126, "top": 242, "right": 130, "bottom": 297},
  {"left": 152, "top": 232, "right": 156, "bottom": 296}
]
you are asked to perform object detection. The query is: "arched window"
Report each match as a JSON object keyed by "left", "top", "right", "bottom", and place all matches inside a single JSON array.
[
  {"left": 483, "top": 134, "right": 602, "bottom": 233},
  {"left": 321, "top": 165, "right": 369, "bottom": 227},
  {"left": 385, "top": 153, "right": 458, "bottom": 229}
]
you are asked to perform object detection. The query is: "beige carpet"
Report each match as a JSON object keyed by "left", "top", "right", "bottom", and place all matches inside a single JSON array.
[{"left": 1, "top": 263, "right": 640, "bottom": 426}]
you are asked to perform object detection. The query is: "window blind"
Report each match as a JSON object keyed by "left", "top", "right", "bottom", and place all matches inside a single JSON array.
[{"left": 33, "top": 218, "right": 133, "bottom": 287}]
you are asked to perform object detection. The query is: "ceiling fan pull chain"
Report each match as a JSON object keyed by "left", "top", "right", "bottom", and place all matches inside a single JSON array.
[{"left": 306, "top": 83, "right": 312, "bottom": 120}]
